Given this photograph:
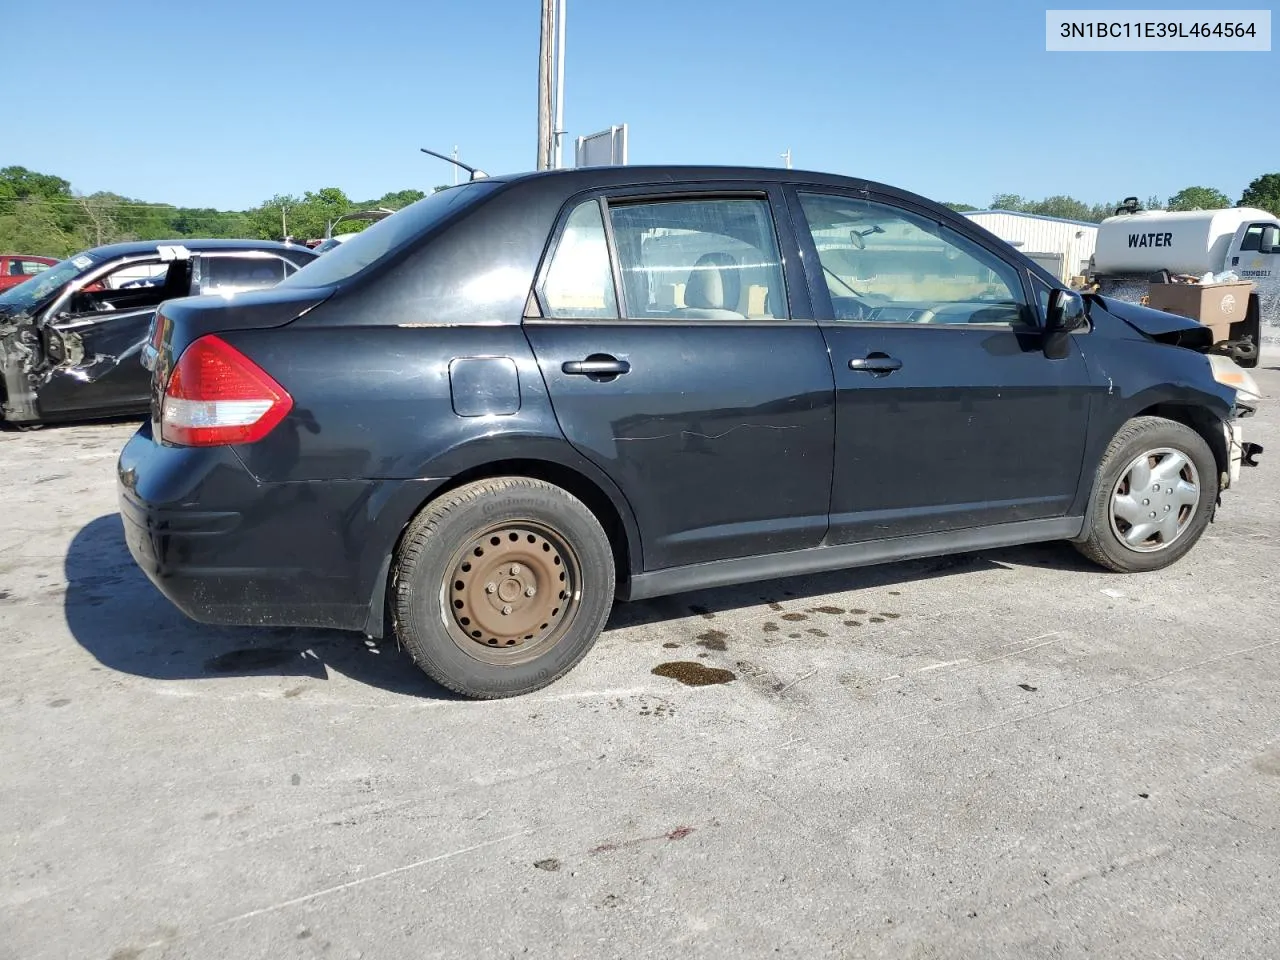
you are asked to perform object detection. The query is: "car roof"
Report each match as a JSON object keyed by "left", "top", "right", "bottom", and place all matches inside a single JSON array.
[
  {"left": 490, "top": 164, "right": 899, "bottom": 194},
  {"left": 470, "top": 165, "right": 949, "bottom": 218},
  {"left": 82, "top": 238, "right": 314, "bottom": 259}
]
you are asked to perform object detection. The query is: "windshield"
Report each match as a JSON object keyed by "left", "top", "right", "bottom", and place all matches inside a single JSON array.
[
  {"left": 0, "top": 252, "right": 98, "bottom": 313},
  {"left": 281, "top": 181, "right": 501, "bottom": 288}
]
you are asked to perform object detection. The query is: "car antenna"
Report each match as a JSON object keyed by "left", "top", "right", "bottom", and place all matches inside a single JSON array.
[{"left": 420, "top": 147, "right": 488, "bottom": 182}]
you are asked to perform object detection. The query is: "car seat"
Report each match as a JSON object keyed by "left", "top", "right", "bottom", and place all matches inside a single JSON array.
[{"left": 672, "top": 252, "right": 746, "bottom": 319}]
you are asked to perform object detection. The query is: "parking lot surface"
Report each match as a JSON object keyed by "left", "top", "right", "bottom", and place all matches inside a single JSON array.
[{"left": 2, "top": 352, "right": 1277, "bottom": 960}]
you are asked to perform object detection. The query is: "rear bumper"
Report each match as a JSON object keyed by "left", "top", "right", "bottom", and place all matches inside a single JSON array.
[{"left": 118, "top": 424, "right": 446, "bottom": 633}]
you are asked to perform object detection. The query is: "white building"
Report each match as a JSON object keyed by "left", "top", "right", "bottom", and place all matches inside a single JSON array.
[{"left": 962, "top": 210, "right": 1098, "bottom": 283}]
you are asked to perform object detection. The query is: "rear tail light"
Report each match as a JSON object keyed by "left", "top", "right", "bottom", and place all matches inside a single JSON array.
[{"left": 160, "top": 335, "right": 292, "bottom": 446}]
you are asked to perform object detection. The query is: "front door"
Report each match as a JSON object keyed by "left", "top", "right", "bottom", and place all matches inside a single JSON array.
[
  {"left": 37, "top": 256, "right": 192, "bottom": 418},
  {"left": 788, "top": 188, "right": 1095, "bottom": 543},
  {"left": 524, "top": 188, "right": 836, "bottom": 571},
  {"left": 1233, "top": 221, "right": 1280, "bottom": 290}
]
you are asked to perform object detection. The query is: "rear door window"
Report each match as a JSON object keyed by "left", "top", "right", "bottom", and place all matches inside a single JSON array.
[
  {"left": 606, "top": 197, "right": 786, "bottom": 320},
  {"left": 195, "top": 254, "right": 290, "bottom": 295},
  {"left": 540, "top": 200, "right": 618, "bottom": 319}
]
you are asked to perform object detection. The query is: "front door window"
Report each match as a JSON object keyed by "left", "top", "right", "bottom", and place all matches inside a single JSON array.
[
  {"left": 796, "top": 192, "right": 1029, "bottom": 326},
  {"left": 67, "top": 259, "right": 179, "bottom": 316}
]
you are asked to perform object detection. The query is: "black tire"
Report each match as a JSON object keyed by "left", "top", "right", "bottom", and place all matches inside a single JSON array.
[
  {"left": 1075, "top": 416, "right": 1218, "bottom": 573},
  {"left": 392, "top": 476, "right": 615, "bottom": 699}
]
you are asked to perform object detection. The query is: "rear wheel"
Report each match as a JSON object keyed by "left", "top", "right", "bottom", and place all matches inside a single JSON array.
[
  {"left": 392, "top": 477, "right": 615, "bottom": 698},
  {"left": 1075, "top": 416, "right": 1218, "bottom": 573}
]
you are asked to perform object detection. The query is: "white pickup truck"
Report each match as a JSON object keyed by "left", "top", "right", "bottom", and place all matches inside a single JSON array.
[{"left": 1087, "top": 204, "right": 1280, "bottom": 346}]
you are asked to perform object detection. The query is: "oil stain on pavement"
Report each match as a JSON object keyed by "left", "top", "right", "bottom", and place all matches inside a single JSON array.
[{"left": 652, "top": 662, "right": 737, "bottom": 686}]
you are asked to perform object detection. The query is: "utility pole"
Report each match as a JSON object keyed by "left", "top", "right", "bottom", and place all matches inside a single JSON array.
[
  {"left": 452, "top": 145, "right": 459, "bottom": 186},
  {"left": 280, "top": 203, "right": 288, "bottom": 239},
  {"left": 781, "top": 148, "right": 792, "bottom": 170},
  {"left": 553, "top": 0, "right": 566, "bottom": 168},
  {"left": 537, "top": 0, "right": 554, "bottom": 170}
]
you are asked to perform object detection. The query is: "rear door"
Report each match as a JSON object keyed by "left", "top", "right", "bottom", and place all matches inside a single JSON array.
[
  {"left": 788, "top": 187, "right": 1095, "bottom": 543},
  {"left": 523, "top": 184, "right": 836, "bottom": 571}
]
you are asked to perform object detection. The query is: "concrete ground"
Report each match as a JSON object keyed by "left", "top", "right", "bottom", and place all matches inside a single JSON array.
[{"left": 2, "top": 354, "right": 1277, "bottom": 960}]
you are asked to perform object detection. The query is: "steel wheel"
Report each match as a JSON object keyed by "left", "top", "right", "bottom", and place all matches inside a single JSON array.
[
  {"left": 440, "top": 521, "right": 582, "bottom": 666},
  {"left": 1108, "top": 447, "right": 1201, "bottom": 553}
]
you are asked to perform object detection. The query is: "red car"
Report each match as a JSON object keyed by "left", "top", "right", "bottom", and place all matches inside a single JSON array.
[{"left": 0, "top": 254, "right": 58, "bottom": 292}]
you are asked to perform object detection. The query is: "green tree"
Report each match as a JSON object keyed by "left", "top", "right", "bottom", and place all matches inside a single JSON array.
[
  {"left": 944, "top": 202, "right": 977, "bottom": 212},
  {"left": 991, "top": 193, "right": 1027, "bottom": 211},
  {"left": 0, "top": 166, "right": 73, "bottom": 202},
  {"left": 73, "top": 193, "right": 130, "bottom": 247},
  {"left": 377, "top": 188, "right": 427, "bottom": 209},
  {"left": 248, "top": 194, "right": 302, "bottom": 241},
  {"left": 291, "top": 187, "right": 352, "bottom": 240},
  {"left": 1028, "top": 195, "right": 1092, "bottom": 220},
  {"left": 0, "top": 198, "right": 83, "bottom": 257},
  {"left": 1239, "top": 173, "right": 1280, "bottom": 216},
  {"left": 1167, "top": 186, "right": 1231, "bottom": 211}
]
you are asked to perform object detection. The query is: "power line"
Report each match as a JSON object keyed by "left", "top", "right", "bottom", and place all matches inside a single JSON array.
[
  {"left": 0, "top": 197, "right": 240, "bottom": 208},
  {"left": 0, "top": 197, "right": 408, "bottom": 215}
]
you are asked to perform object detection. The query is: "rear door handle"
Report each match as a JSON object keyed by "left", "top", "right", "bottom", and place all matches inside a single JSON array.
[
  {"left": 849, "top": 355, "right": 902, "bottom": 373},
  {"left": 562, "top": 358, "right": 630, "bottom": 376}
]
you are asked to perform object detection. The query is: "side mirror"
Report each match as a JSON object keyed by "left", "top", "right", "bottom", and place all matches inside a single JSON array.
[
  {"left": 1261, "top": 224, "right": 1280, "bottom": 255},
  {"left": 1044, "top": 289, "right": 1087, "bottom": 360}
]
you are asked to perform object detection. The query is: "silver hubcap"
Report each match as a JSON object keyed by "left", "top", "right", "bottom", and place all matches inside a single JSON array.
[{"left": 1109, "top": 447, "right": 1200, "bottom": 553}]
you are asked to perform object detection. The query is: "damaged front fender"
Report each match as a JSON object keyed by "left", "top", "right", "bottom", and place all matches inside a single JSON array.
[{"left": 0, "top": 314, "right": 44, "bottom": 423}]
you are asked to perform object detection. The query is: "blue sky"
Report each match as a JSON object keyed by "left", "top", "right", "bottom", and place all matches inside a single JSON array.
[{"left": 4, "top": 0, "right": 1275, "bottom": 210}]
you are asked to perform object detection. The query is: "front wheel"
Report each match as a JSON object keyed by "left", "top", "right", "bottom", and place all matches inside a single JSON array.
[
  {"left": 1075, "top": 416, "right": 1219, "bottom": 573},
  {"left": 392, "top": 477, "right": 615, "bottom": 699}
]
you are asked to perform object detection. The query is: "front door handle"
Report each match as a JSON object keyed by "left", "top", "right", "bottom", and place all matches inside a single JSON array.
[
  {"left": 562, "top": 357, "right": 630, "bottom": 377},
  {"left": 849, "top": 354, "right": 902, "bottom": 374}
]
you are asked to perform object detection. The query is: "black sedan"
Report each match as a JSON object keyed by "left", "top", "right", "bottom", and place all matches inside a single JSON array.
[
  {"left": 0, "top": 239, "right": 315, "bottom": 426},
  {"left": 118, "top": 166, "right": 1259, "bottom": 698}
]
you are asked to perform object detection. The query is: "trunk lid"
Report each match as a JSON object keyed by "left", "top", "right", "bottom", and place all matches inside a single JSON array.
[{"left": 147, "top": 285, "right": 332, "bottom": 429}]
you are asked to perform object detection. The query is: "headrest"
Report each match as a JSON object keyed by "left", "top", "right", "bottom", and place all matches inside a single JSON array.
[{"left": 684, "top": 252, "right": 740, "bottom": 311}]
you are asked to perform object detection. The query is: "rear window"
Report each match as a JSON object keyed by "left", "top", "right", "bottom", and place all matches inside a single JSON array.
[{"left": 281, "top": 182, "right": 502, "bottom": 288}]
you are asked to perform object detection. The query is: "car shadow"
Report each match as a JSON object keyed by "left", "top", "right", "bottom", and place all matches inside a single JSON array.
[
  {"left": 68, "top": 513, "right": 1094, "bottom": 695},
  {"left": 65, "top": 514, "right": 461, "bottom": 700},
  {"left": 607, "top": 538, "right": 1097, "bottom": 631}
]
